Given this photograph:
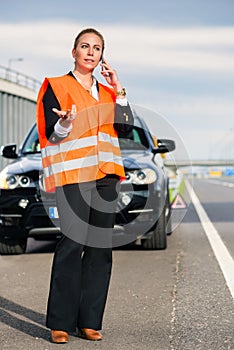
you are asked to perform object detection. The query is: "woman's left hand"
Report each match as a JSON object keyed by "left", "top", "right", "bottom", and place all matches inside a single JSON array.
[{"left": 100, "top": 60, "right": 123, "bottom": 93}]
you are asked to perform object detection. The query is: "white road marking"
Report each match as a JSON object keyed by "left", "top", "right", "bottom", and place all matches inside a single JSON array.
[
  {"left": 185, "top": 180, "right": 234, "bottom": 299},
  {"left": 207, "top": 179, "right": 234, "bottom": 188}
]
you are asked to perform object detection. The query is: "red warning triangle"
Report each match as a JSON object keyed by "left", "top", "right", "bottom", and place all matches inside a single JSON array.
[{"left": 171, "top": 194, "right": 187, "bottom": 209}]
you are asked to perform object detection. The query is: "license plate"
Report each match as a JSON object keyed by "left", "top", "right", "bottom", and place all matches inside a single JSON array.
[{"left": 49, "top": 207, "right": 59, "bottom": 219}]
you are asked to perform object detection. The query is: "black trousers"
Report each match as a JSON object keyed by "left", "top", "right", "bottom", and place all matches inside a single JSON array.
[{"left": 46, "top": 175, "right": 120, "bottom": 332}]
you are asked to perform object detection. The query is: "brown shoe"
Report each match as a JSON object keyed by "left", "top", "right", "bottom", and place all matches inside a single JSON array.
[
  {"left": 78, "top": 328, "right": 102, "bottom": 341},
  {"left": 51, "top": 330, "right": 69, "bottom": 343}
]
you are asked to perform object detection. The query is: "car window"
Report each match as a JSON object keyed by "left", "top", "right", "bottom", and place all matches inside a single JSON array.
[
  {"left": 22, "top": 125, "right": 40, "bottom": 154},
  {"left": 119, "top": 125, "right": 149, "bottom": 150}
]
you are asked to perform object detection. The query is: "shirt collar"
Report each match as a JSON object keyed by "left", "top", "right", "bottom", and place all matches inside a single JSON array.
[{"left": 71, "top": 71, "right": 96, "bottom": 87}]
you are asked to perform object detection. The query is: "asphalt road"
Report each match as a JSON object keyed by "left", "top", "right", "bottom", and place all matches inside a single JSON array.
[{"left": 0, "top": 177, "right": 233, "bottom": 350}]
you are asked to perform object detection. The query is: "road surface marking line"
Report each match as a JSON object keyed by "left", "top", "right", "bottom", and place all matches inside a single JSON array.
[
  {"left": 208, "top": 179, "right": 234, "bottom": 188},
  {"left": 185, "top": 180, "right": 234, "bottom": 300}
]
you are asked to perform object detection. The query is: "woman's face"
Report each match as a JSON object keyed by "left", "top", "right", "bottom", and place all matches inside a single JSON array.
[{"left": 72, "top": 33, "right": 103, "bottom": 72}]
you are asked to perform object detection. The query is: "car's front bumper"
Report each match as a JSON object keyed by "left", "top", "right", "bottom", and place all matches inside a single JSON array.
[{"left": 0, "top": 183, "right": 163, "bottom": 242}]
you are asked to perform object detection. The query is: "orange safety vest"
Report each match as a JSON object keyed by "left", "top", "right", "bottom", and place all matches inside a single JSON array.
[{"left": 36, "top": 74, "right": 125, "bottom": 192}]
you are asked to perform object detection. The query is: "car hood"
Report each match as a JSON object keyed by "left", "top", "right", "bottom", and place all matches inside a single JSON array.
[
  {"left": 121, "top": 150, "right": 155, "bottom": 170},
  {"left": 5, "top": 150, "right": 155, "bottom": 175},
  {"left": 5, "top": 154, "right": 42, "bottom": 174}
]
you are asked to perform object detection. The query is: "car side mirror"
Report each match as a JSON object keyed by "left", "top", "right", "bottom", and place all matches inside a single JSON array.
[
  {"left": 152, "top": 139, "right": 176, "bottom": 154},
  {"left": 0, "top": 144, "right": 18, "bottom": 159}
]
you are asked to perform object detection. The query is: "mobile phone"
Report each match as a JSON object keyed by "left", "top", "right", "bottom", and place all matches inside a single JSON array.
[{"left": 101, "top": 58, "right": 109, "bottom": 76}]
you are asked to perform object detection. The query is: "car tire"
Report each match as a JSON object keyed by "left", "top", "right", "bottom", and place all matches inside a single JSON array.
[
  {"left": 143, "top": 205, "right": 167, "bottom": 250},
  {"left": 0, "top": 238, "right": 27, "bottom": 255}
]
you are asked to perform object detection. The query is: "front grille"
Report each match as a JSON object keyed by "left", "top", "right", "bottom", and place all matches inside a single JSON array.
[
  {"left": 1, "top": 188, "right": 37, "bottom": 197},
  {"left": 0, "top": 214, "right": 22, "bottom": 227}
]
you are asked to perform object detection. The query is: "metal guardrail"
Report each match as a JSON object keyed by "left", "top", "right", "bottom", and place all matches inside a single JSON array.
[
  {"left": 0, "top": 64, "right": 41, "bottom": 92},
  {"left": 165, "top": 159, "right": 234, "bottom": 168}
]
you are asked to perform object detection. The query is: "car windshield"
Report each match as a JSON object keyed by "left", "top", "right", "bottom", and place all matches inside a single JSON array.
[
  {"left": 21, "top": 120, "right": 149, "bottom": 154},
  {"left": 21, "top": 124, "right": 40, "bottom": 154},
  {"left": 118, "top": 117, "right": 149, "bottom": 150},
  {"left": 118, "top": 126, "right": 149, "bottom": 150}
]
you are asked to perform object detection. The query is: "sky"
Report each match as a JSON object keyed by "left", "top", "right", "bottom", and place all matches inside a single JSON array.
[{"left": 0, "top": 0, "right": 234, "bottom": 161}]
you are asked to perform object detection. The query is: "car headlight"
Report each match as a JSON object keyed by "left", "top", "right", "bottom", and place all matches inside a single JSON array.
[
  {"left": 0, "top": 170, "right": 34, "bottom": 189},
  {"left": 123, "top": 168, "right": 157, "bottom": 185}
]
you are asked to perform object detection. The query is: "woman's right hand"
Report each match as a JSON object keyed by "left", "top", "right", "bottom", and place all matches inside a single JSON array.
[{"left": 52, "top": 105, "right": 77, "bottom": 128}]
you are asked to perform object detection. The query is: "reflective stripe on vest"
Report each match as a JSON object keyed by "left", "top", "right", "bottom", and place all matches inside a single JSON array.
[
  {"left": 41, "top": 132, "right": 120, "bottom": 158},
  {"left": 43, "top": 153, "right": 123, "bottom": 178},
  {"left": 41, "top": 132, "right": 123, "bottom": 176}
]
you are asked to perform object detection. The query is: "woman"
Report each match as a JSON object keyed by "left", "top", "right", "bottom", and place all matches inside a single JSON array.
[{"left": 36, "top": 28, "right": 133, "bottom": 344}]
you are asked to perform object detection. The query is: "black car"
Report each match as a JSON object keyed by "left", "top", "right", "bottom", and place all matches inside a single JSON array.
[{"left": 0, "top": 115, "right": 175, "bottom": 254}]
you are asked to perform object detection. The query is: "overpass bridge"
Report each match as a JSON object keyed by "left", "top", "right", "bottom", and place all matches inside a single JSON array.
[
  {"left": 0, "top": 65, "right": 41, "bottom": 169},
  {"left": 164, "top": 159, "right": 234, "bottom": 168}
]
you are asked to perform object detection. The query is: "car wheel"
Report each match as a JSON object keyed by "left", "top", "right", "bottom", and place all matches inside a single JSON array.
[
  {"left": 143, "top": 205, "right": 167, "bottom": 250},
  {"left": 0, "top": 238, "right": 27, "bottom": 255}
]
